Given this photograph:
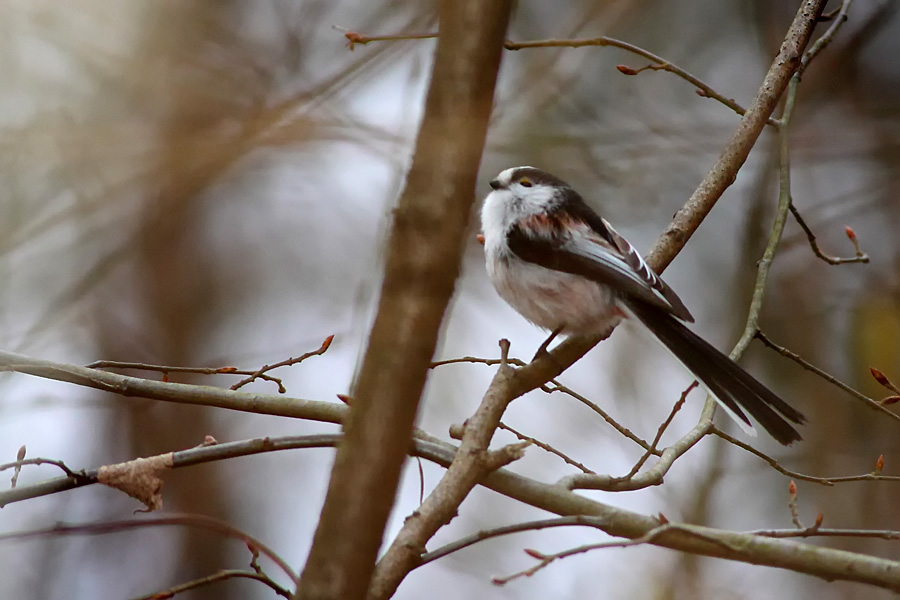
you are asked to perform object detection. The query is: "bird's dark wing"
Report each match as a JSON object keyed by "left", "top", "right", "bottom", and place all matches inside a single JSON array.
[
  {"left": 596, "top": 218, "right": 693, "bottom": 322},
  {"left": 506, "top": 206, "right": 693, "bottom": 322}
]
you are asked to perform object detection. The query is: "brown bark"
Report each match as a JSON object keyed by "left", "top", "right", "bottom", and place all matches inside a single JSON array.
[{"left": 294, "top": 2, "right": 513, "bottom": 599}]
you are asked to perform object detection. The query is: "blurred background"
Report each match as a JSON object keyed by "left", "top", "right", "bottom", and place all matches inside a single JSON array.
[{"left": 0, "top": 1, "right": 899, "bottom": 598}]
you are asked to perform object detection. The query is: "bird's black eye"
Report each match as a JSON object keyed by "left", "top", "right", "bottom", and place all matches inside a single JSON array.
[{"left": 519, "top": 178, "right": 533, "bottom": 187}]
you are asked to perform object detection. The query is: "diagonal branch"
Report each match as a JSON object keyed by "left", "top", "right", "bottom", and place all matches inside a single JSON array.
[
  {"left": 370, "top": 341, "right": 529, "bottom": 599},
  {"left": 756, "top": 330, "right": 900, "bottom": 425}
]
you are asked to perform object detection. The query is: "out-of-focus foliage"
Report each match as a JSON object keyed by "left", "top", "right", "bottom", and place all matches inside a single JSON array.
[{"left": 0, "top": 1, "right": 898, "bottom": 599}]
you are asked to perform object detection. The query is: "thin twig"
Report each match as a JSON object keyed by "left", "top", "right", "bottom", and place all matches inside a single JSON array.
[
  {"left": 750, "top": 527, "right": 900, "bottom": 540},
  {"left": 492, "top": 533, "right": 660, "bottom": 585},
  {"left": 558, "top": 414, "right": 713, "bottom": 491},
  {"left": 432, "top": 356, "right": 656, "bottom": 453},
  {"left": 619, "top": 381, "right": 697, "bottom": 481},
  {"left": 420, "top": 516, "right": 603, "bottom": 566},
  {"left": 800, "top": 0, "right": 856, "bottom": 74},
  {"left": 0, "top": 514, "right": 297, "bottom": 582},
  {"left": 86, "top": 361, "right": 285, "bottom": 391},
  {"left": 541, "top": 381, "right": 656, "bottom": 453},
  {"left": 337, "top": 28, "right": 779, "bottom": 127},
  {"left": 506, "top": 37, "right": 778, "bottom": 127},
  {"left": 492, "top": 524, "right": 735, "bottom": 585},
  {"left": 86, "top": 335, "right": 334, "bottom": 394},
  {"left": 498, "top": 422, "right": 594, "bottom": 474},
  {"left": 0, "top": 456, "right": 80, "bottom": 479},
  {"left": 788, "top": 201, "right": 869, "bottom": 265},
  {"left": 131, "top": 569, "right": 292, "bottom": 600},
  {"left": 755, "top": 331, "right": 900, "bottom": 426},
  {"left": 0, "top": 349, "right": 349, "bottom": 425},
  {"left": 711, "top": 427, "right": 900, "bottom": 485},
  {"left": 231, "top": 334, "right": 334, "bottom": 391}
]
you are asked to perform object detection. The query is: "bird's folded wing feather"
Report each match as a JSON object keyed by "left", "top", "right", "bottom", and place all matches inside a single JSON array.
[{"left": 507, "top": 214, "right": 694, "bottom": 322}]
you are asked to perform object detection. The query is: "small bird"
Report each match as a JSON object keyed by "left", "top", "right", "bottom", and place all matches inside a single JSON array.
[{"left": 480, "top": 166, "right": 806, "bottom": 444}]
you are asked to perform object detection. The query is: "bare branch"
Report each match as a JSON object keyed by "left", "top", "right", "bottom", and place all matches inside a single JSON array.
[
  {"left": 0, "top": 456, "right": 80, "bottom": 480},
  {"left": 507, "top": 37, "right": 777, "bottom": 127},
  {"left": 800, "top": 0, "right": 855, "bottom": 74},
  {"left": 750, "top": 527, "right": 900, "bottom": 541},
  {"left": 646, "top": 0, "right": 825, "bottom": 273},
  {"left": 558, "top": 411, "right": 712, "bottom": 492},
  {"left": 0, "top": 349, "right": 347, "bottom": 424},
  {"left": 85, "top": 335, "right": 333, "bottom": 394},
  {"left": 0, "top": 434, "right": 348, "bottom": 508},
  {"left": 338, "top": 29, "right": 778, "bottom": 127},
  {"left": 621, "top": 381, "right": 696, "bottom": 479},
  {"left": 493, "top": 525, "right": 675, "bottom": 585},
  {"left": 541, "top": 381, "right": 656, "bottom": 453},
  {"left": 0, "top": 514, "right": 297, "bottom": 583},
  {"left": 3, "top": 428, "right": 900, "bottom": 592},
  {"left": 498, "top": 422, "right": 594, "bottom": 474},
  {"left": 132, "top": 569, "right": 292, "bottom": 599},
  {"left": 433, "top": 356, "right": 656, "bottom": 453},
  {"left": 231, "top": 335, "right": 334, "bottom": 391},
  {"left": 370, "top": 340, "right": 527, "bottom": 599},
  {"left": 712, "top": 428, "right": 900, "bottom": 485},
  {"left": 755, "top": 331, "right": 900, "bottom": 425},
  {"left": 788, "top": 201, "right": 869, "bottom": 265},
  {"left": 419, "top": 516, "right": 604, "bottom": 566}
]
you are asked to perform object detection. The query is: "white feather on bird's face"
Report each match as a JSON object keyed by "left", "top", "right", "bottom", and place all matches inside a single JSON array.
[{"left": 480, "top": 166, "right": 562, "bottom": 253}]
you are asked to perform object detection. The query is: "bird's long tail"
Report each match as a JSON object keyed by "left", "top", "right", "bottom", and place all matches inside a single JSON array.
[{"left": 625, "top": 300, "right": 806, "bottom": 445}]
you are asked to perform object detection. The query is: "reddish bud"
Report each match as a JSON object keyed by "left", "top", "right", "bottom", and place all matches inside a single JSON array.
[
  {"left": 162, "top": 373, "right": 169, "bottom": 383},
  {"left": 814, "top": 513, "right": 824, "bottom": 528},
  {"left": 657, "top": 512, "right": 669, "bottom": 524},
  {"left": 880, "top": 396, "right": 900, "bottom": 406},
  {"left": 789, "top": 480, "right": 797, "bottom": 495},
  {"left": 476, "top": 233, "right": 485, "bottom": 245},
  {"left": 616, "top": 65, "right": 638, "bottom": 75},
  {"left": 219, "top": 366, "right": 238, "bottom": 373},
  {"left": 845, "top": 226, "right": 857, "bottom": 241},
  {"left": 871, "top": 367, "right": 891, "bottom": 387},
  {"left": 875, "top": 454, "right": 884, "bottom": 473},
  {"left": 322, "top": 334, "right": 335, "bottom": 351},
  {"left": 336, "top": 394, "right": 352, "bottom": 405},
  {"left": 344, "top": 31, "right": 363, "bottom": 49},
  {"left": 524, "top": 548, "right": 545, "bottom": 559}
]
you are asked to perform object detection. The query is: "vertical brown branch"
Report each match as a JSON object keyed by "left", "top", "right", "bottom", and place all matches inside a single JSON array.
[{"left": 294, "top": 2, "right": 513, "bottom": 599}]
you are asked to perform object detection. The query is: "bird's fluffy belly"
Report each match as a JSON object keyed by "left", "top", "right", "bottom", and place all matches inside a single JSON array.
[{"left": 489, "top": 254, "right": 622, "bottom": 334}]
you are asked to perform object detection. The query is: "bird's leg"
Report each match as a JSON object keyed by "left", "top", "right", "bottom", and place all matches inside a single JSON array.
[{"left": 532, "top": 326, "right": 563, "bottom": 362}]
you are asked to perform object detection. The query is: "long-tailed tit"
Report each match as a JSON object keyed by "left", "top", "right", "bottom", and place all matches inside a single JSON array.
[{"left": 481, "top": 166, "right": 806, "bottom": 445}]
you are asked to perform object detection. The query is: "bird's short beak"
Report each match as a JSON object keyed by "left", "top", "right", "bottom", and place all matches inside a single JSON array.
[{"left": 489, "top": 179, "right": 501, "bottom": 190}]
